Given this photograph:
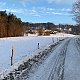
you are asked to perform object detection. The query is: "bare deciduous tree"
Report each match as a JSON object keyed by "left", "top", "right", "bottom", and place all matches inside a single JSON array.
[{"left": 72, "top": 0, "right": 80, "bottom": 24}]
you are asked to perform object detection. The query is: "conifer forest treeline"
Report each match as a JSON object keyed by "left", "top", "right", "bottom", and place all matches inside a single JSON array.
[{"left": 0, "top": 11, "right": 24, "bottom": 37}]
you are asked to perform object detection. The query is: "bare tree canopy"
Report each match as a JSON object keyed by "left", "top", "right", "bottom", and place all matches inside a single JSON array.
[{"left": 72, "top": 0, "right": 80, "bottom": 24}]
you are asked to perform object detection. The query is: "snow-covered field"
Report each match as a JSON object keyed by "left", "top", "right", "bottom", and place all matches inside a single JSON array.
[{"left": 0, "top": 33, "right": 74, "bottom": 76}]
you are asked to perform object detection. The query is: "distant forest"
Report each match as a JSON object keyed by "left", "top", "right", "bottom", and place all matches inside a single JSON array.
[
  {"left": 0, "top": 11, "right": 24, "bottom": 37},
  {"left": 0, "top": 11, "right": 79, "bottom": 38}
]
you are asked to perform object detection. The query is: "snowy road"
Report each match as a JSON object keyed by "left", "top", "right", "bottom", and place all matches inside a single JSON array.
[
  {"left": 21, "top": 37, "right": 80, "bottom": 80},
  {"left": 3, "top": 37, "right": 80, "bottom": 80},
  {"left": 24, "top": 38, "right": 70, "bottom": 80},
  {"left": 64, "top": 37, "right": 80, "bottom": 80}
]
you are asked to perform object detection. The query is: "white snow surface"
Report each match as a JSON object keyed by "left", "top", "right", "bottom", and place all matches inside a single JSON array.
[
  {"left": 26, "top": 37, "right": 70, "bottom": 80},
  {"left": 0, "top": 33, "right": 74, "bottom": 76},
  {"left": 64, "top": 38, "right": 80, "bottom": 80},
  {"left": 26, "top": 39, "right": 65, "bottom": 80},
  {"left": 24, "top": 36, "right": 80, "bottom": 80}
]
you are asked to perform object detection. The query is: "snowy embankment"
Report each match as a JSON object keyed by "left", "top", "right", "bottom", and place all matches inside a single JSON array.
[
  {"left": 26, "top": 37, "right": 70, "bottom": 80},
  {"left": 0, "top": 33, "right": 74, "bottom": 79},
  {"left": 3, "top": 40, "right": 59, "bottom": 80},
  {"left": 25, "top": 36, "right": 80, "bottom": 80}
]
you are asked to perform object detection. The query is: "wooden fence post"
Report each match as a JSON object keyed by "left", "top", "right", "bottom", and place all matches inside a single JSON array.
[{"left": 11, "top": 46, "right": 14, "bottom": 66}]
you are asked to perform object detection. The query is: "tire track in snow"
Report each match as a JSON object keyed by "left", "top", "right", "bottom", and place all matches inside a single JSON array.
[
  {"left": 48, "top": 39, "right": 70, "bottom": 80},
  {"left": 74, "top": 38, "right": 80, "bottom": 55}
]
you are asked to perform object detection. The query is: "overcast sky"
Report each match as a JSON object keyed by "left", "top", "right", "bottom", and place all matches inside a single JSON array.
[{"left": 0, "top": 0, "right": 76, "bottom": 24}]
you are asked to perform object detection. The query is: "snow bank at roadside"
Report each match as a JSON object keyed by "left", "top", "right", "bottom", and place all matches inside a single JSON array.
[
  {"left": 50, "top": 33, "right": 75, "bottom": 37},
  {"left": 0, "top": 33, "right": 75, "bottom": 75},
  {"left": 1, "top": 40, "right": 60, "bottom": 79}
]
